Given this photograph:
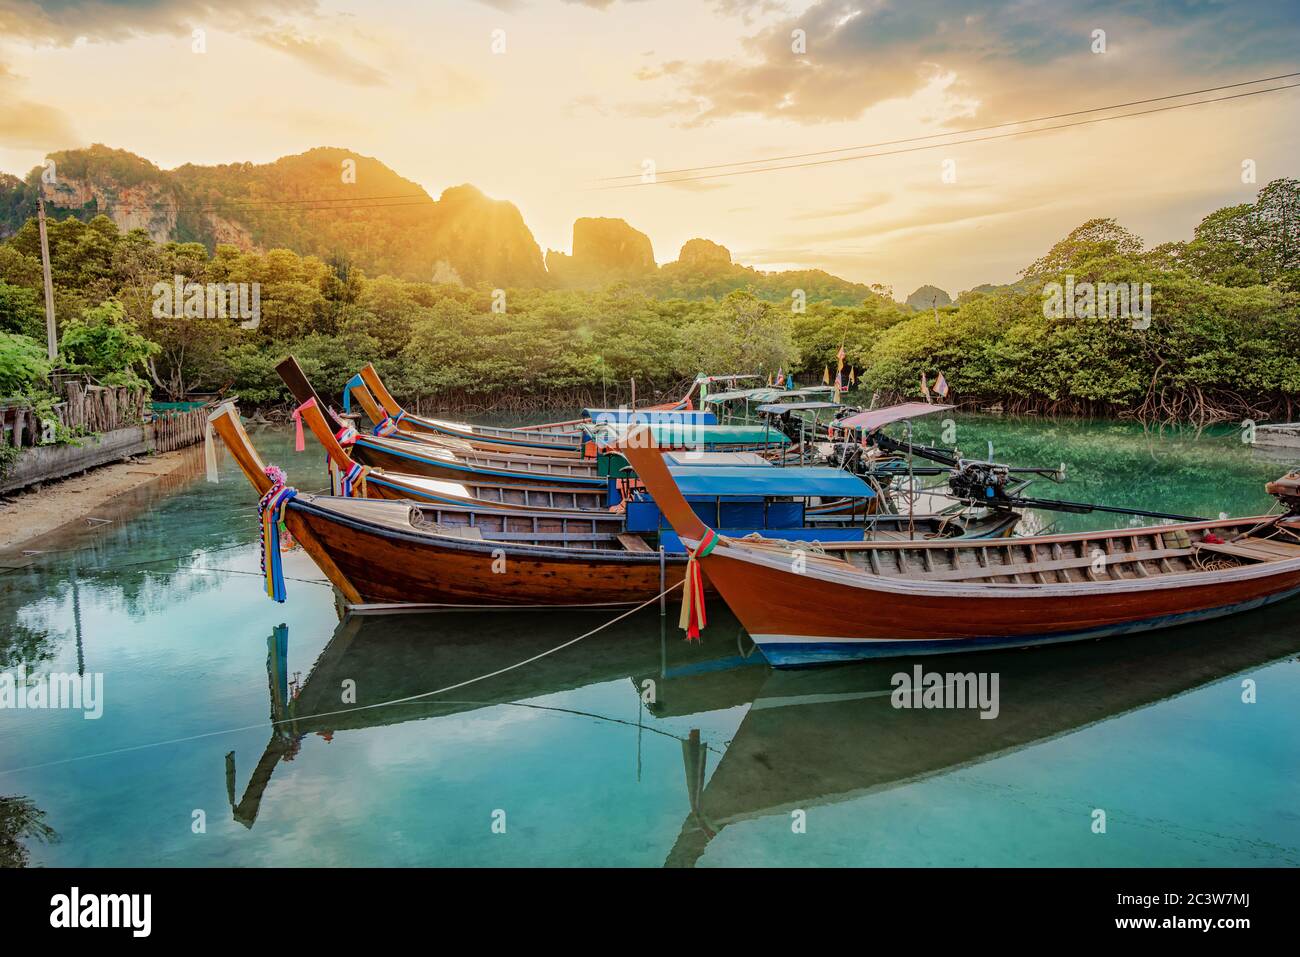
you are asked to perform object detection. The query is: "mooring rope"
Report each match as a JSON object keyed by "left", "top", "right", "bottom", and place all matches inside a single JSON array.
[{"left": 0, "top": 582, "right": 684, "bottom": 778}]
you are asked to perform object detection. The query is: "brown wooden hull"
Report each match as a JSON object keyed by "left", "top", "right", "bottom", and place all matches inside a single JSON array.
[
  {"left": 288, "top": 496, "right": 684, "bottom": 607},
  {"left": 614, "top": 422, "right": 1300, "bottom": 665},
  {"left": 391, "top": 415, "right": 585, "bottom": 456},
  {"left": 699, "top": 521, "right": 1300, "bottom": 664},
  {"left": 349, "top": 436, "right": 604, "bottom": 488}
]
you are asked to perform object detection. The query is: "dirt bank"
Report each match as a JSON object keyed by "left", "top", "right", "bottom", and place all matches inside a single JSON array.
[{"left": 0, "top": 447, "right": 201, "bottom": 553}]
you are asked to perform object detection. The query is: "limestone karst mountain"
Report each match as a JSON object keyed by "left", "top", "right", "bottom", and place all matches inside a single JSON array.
[{"left": 0, "top": 144, "right": 876, "bottom": 302}]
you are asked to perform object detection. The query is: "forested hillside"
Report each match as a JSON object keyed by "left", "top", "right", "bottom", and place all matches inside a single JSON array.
[{"left": 0, "top": 175, "right": 1295, "bottom": 423}]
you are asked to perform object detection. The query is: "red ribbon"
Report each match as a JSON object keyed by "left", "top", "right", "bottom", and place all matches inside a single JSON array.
[{"left": 679, "top": 528, "right": 719, "bottom": 642}]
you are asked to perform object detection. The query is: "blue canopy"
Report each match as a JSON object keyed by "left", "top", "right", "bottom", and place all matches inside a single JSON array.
[
  {"left": 666, "top": 465, "right": 874, "bottom": 498},
  {"left": 584, "top": 408, "right": 718, "bottom": 426}
]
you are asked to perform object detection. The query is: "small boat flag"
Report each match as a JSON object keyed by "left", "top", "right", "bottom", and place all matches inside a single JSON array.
[
  {"left": 823, "top": 365, "right": 831, "bottom": 385},
  {"left": 934, "top": 372, "right": 950, "bottom": 398},
  {"left": 921, "top": 372, "right": 932, "bottom": 402}
]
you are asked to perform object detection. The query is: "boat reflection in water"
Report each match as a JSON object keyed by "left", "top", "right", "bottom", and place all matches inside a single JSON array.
[
  {"left": 224, "top": 605, "right": 766, "bottom": 829},
  {"left": 225, "top": 601, "right": 1298, "bottom": 865},
  {"left": 667, "top": 600, "right": 1300, "bottom": 866}
]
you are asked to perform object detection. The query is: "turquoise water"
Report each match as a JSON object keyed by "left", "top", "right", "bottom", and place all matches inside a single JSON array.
[{"left": 0, "top": 419, "right": 1297, "bottom": 867}]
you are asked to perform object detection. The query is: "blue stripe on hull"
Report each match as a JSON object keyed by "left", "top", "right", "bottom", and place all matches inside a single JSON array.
[{"left": 757, "top": 587, "right": 1300, "bottom": 667}]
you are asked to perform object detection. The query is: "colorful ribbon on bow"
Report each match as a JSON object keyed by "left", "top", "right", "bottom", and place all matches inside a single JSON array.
[
  {"left": 679, "top": 528, "right": 719, "bottom": 642},
  {"left": 372, "top": 411, "right": 403, "bottom": 437},
  {"left": 329, "top": 458, "right": 370, "bottom": 498},
  {"left": 291, "top": 405, "right": 306, "bottom": 452},
  {"left": 257, "top": 465, "right": 298, "bottom": 603},
  {"left": 335, "top": 424, "right": 359, "bottom": 446}
]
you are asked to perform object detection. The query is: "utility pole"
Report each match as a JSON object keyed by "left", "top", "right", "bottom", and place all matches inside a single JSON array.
[{"left": 37, "top": 196, "right": 58, "bottom": 360}]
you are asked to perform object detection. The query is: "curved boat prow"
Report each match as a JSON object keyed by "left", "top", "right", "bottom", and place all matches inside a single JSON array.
[
  {"left": 276, "top": 356, "right": 348, "bottom": 435},
  {"left": 296, "top": 398, "right": 359, "bottom": 473},
  {"left": 359, "top": 363, "right": 404, "bottom": 417},
  {"left": 208, "top": 401, "right": 273, "bottom": 496},
  {"left": 344, "top": 376, "right": 391, "bottom": 429},
  {"left": 617, "top": 426, "right": 709, "bottom": 542}
]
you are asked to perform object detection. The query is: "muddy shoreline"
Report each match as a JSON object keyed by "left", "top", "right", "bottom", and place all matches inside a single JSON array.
[{"left": 0, "top": 445, "right": 204, "bottom": 553}]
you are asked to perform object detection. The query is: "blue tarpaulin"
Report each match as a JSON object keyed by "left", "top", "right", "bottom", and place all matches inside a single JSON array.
[{"left": 665, "top": 465, "right": 874, "bottom": 499}]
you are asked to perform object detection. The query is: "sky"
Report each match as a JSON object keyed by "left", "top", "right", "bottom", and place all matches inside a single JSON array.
[{"left": 0, "top": 0, "right": 1297, "bottom": 297}]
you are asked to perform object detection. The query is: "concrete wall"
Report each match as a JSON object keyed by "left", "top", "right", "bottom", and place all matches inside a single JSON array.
[{"left": 0, "top": 426, "right": 148, "bottom": 495}]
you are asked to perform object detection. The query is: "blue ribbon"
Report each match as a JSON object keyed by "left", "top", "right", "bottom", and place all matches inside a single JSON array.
[{"left": 343, "top": 373, "right": 366, "bottom": 413}]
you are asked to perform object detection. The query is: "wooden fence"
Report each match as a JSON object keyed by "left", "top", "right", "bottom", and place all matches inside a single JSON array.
[
  {"left": 149, "top": 408, "right": 208, "bottom": 453},
  {"left": 1, "top": 382, "right": 148, "bottom": 450}
]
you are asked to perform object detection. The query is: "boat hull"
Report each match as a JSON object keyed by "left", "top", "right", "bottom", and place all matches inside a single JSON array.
[
  {"left": 350, "top": 437, "right": 604, "bottom": 487},
  {"left": 701, "top": 541, "right": 1300, "bottom": 666},
  {"left": 289, "top": 497, "right": 683, "bottom": 607}
]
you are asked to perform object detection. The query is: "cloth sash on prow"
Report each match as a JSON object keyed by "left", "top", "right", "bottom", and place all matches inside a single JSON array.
[
  {"left": 372, "top": 410, "right": 403, "bottom": 437},
  {"left": 328, "top": 458, "right": 370, "bottom": 498},
  {"left": 679, "top": 528, "right": 719, "bottom": 642},
  {"left": 258, "top": 465, "right": 298, "bottom": 603}
]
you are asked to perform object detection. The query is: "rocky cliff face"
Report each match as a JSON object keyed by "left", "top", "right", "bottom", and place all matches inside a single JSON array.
[
  {"left": 676, "top": 238, "right": 732, "bottom": 266},
  {"left": 44, "top": 177, "right": 178, "bottom": 242},
  {"left": 548, "top": 217, "right": 656, "bottom": 286},
  {"left": 0, "top": 145, "right": 873, "bottom": 298},
  {"left": 0, "top": 145, "right": 549, "bottom": 287},
  {"left": 426, "top": 184, "right": 547, "bottom": 287}
]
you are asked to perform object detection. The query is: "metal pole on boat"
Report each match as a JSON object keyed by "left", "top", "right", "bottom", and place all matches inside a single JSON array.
[
  {"left": 906, "top": 419, "right": 915, "bottom": 540},
  {"left": 659, "top": 545, "right": 666, "bottom": 615}
]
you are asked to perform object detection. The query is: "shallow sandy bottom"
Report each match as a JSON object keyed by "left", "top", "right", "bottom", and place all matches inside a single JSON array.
[{"left": 0, "top": 446, "right": 199, "bottom": 552}]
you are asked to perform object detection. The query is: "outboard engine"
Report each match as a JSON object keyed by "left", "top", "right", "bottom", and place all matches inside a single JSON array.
[
  {"left": 949, "top": 460, "right": 1013, "bottom": 507},
  {"left": 1266, "top": 470, "right": 1300, "bottom": 516}
]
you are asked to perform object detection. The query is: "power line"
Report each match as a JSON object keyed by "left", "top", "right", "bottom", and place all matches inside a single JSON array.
[
  {"left": 45, "top": 197, "right": 441, "bottom": 217},
  {"left": 595, "top": 81, "right": 1300, "bottom": 189},
  {"left": 70, "top": 192, "right": 434, "bottom": 214},
  {"left": 598, "top": 71, "right": 1300, "bottom": 182}
]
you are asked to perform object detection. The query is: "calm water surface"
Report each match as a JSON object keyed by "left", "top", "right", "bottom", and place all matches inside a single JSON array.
[{"left": 1, "top": 417, "right": 1297, "bottom": 867}]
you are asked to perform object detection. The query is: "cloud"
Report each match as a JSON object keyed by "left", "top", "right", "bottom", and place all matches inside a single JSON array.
[
  {"left": 256, "top": 30, "right": 387, "bottom": 86},
  {"left": 0, "top": 61, "right": 78, "bottom": 149},
  {"left": 0, "top": 0, "right": 317, "bottom": 44},
  {"left": 789, "top": 191, "right": 891, "bottom": 220},
  {"left": 629, "top": 0, "right": 1300, "bottom": 126}
]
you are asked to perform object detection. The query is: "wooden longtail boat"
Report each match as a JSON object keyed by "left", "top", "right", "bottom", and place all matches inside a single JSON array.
[
  {"left": 298, "top": 392, "right": 1017, "bottom": 541},
  {"left": 297, "top": 397, "right": 608, "bottom": 511},
  {"left": 275, "top": 358, "right": 606, "bottom": 487},
  {"left": 346, "top": 371, "right": 586, "bottom": 457},
  {"left": 211, "top": 404, "right": 1016, "bottom": 610},
  {"left": 621, "top": 429, "right": 1300, "bottom": 666},
  {"left": 353, "top": 363, "right": 714, "bottom": 453},
  {"left": 211, "top": 401, "right": 690, "bottom": 607}
]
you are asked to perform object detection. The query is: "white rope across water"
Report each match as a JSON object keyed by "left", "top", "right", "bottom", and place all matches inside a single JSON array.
[{"left": 0, "top": 582, "right": 684, "bottom": 778}]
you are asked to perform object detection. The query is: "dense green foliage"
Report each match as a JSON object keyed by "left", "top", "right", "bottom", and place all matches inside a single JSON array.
[
  {"left": 0, "top": 331, "right": 50, "bottom": 395},
  {"left": 0, "top": 178, "right": 1295, "bottom": 421},
  {"left": 59, "top": 300, "right": 159, "bottom": 390}
]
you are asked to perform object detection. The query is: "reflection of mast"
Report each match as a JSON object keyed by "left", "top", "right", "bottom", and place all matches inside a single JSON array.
[
  {"left": 226, "top": 624, "right": 306, "bottom": 829},
  {"left": 71, "top": 565, "right": 84, "bottom": 677},
  {"left": 664, "top": 729, "right": 717, "bottom": 868}
]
